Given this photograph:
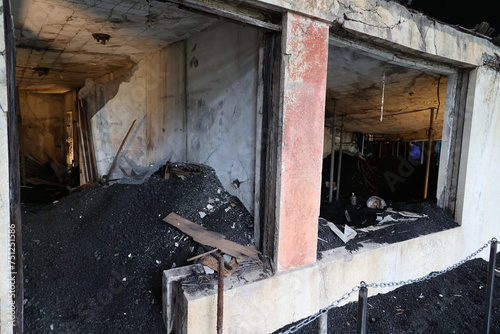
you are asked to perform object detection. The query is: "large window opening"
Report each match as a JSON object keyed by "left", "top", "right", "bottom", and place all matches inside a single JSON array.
[
  {"left": 317, "top": 38, "right": 462, "bottom": 253},
  {"left": 13, "top": 0, "right": 280, "bottom": 331}
]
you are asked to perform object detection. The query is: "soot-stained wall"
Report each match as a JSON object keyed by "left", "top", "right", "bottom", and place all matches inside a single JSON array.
[
  {"left": 19, "top": 92, "right": 67, "bottom": 165},
  {"left": 185, "top": 23, "right": 260, "bottom": 212},
  {"left": 89, "top": 21, "right": 261, "bottom": 212}
]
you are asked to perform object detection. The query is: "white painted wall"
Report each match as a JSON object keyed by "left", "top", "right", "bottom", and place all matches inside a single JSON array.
[{"left": 88, "top": 22, "right": 261, "bottom": 212}]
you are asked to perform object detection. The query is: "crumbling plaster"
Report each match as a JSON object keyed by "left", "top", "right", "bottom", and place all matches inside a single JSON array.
[{"left": 249, "top": 0, "right": 497, "bottom": 67}]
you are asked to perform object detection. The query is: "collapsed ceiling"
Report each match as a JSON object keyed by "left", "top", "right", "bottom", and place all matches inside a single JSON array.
[{"left": 13, "top": 0, "right": 447, "bottom": 139}]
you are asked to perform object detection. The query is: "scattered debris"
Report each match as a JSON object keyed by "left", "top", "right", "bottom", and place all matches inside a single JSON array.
[
  {"left": 325, "top": 220, "right": 357, "bottom": 244},
  {"left": 367, "top": 196, "right": 387, "bottom": 209}
]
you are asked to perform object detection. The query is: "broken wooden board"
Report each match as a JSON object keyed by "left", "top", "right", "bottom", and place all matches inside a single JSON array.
[
  {"left": 199, "top": 255, "right": 239, "bottom": 277},
  {"left": 163, "top": 213, "right": 260, "bottom": 260}
]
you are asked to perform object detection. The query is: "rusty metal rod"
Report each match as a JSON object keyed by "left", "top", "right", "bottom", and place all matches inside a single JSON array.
[
  {"left": 329, "top": 99, "right": 337, "bottom": 203},
  {"left": 423, "top": 108, "right": 435, "bottom": 199},
  {"left": 335, "top": 116, "right": 344, "bottom": 201},
  {"left": 216, "top": 254, "right": 224, "bottom": 334},
  {"left": 483, "top": 240, "right": 497, "bottom": 334}
]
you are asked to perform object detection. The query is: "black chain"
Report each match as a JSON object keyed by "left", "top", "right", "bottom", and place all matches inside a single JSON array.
[{"left": 280, "top": 238, "right": 497, "bottom": 334}]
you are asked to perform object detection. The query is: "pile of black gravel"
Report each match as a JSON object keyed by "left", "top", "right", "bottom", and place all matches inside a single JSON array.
[{"left": 22, "top": 164, "right": 254, "bottom": 333}]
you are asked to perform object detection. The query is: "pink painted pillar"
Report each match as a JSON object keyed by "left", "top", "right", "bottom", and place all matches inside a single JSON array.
[{"left": 275, "top": 13, "right": 329, "bottom": 271}]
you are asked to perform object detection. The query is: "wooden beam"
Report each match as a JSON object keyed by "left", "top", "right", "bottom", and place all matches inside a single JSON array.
[
  {"left": 164, "top": 213, "right": 260, "bottom": 260},
  {"left": 162, "top": 0, "right": 281, "bottom": 31}
]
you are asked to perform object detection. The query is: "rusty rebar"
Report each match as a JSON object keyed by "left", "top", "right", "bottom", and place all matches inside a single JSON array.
[{"left": 216, "top": 254, "right": 224, "bottom": 334}]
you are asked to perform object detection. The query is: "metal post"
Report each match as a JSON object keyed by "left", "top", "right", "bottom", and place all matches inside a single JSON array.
[
  {"left": 361, "top": 133, "right": 365, "bottom": 155},
  {"left": 483, "top": 240, "right": 497, "bottom": 334},
  {"left": 318, "top": 311, "right": 328, "bottom": 334},
  {"left": 217, "top": 255, "right": 224, "bottom": 334},
  {"left": 329, "top": 99, "right": 337, "bottom": 203},
  {"left": 396, "top": 141, "right": 400, "bottom": 157},
  {"left": 335, "top": 116, "right": 344, "bottom": 201},
  {"left": 357, "top": 283, "right": 368, "bottom": 334},
  {"left": 423, "top": 108, "right": 435, "bottom": 199}
]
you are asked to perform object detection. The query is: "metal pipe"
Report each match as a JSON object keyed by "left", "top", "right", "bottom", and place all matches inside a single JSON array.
[
  {"left": 319, "top": 311, "right": 328, "bottom": 334},
  {"left": 335, "top": 116, "right": 344, "bottom": 201},
  {"left": 328, "top": 100, "right": 337, "bottom": 203},
  {"left": 396, "top": 141, "right": 400, "bottom": 157},
  {"left": 423, "top": 108, "right": 435, "bottom": 199},
  {"left": 361, "top": 134, "right": 365, "bottom": 155},
  {"left": 217, "top": 255, "right": 224, "bottom": 334},
  {"left": 483, "top": 240, "right": 497, "bottom": 334},
  {"left": 356, "top": 283, "right": 368, "bottom": 334}
]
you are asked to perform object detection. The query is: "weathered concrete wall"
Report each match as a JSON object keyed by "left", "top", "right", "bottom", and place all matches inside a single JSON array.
[
  {"left": 89, "top": 42, "right": 186, "bottom": 178},
  {"left": 248, "top": 0, "right": 498, "bottom": 67},
  {"left": 176, "top": 228, "right": 470, "bottom": 334},
  {"left": 0, "top": 8, "right": 14, "bottom": 334},
  {"left": 274, "top": 13, "right": 329, "bottom": 271},
  {"left": 456, "top": 66, "right": 500, "bottom": 243},
  {"left": 18, "top": 92, "right": 66, "bottom": 165},
  {"left": 185, "top": 23, "right": 260, "bottom": 212},
  {"left": 89, "top": 22, "right": 260, "bottom": 211}
]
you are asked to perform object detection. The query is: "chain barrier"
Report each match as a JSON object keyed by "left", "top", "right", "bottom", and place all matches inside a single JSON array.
[{"left": 280, "top": 238, "right": 497, "bottom": 334}]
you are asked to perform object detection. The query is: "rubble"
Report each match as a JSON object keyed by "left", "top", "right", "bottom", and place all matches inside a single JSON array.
[{"left": 22, "top": 163, "right": 254, "bottom": 333}]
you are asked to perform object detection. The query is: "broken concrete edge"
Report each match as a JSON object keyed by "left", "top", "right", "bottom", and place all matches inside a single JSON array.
[
  {"left": 163, "top": 262, "right": 272, "bottom": 332},
  {"left": 163, "top": 264, "right": 205, "bottom": 334}
]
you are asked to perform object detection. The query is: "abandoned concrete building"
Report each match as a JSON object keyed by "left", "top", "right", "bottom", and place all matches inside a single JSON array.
[{"left": 1, "top": 0, "right": 500, "bottom": 332}]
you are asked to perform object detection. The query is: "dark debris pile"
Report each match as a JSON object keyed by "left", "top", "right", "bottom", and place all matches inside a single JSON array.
[{"left": 22, "top": 163, "right": 253, "bottom": 334}]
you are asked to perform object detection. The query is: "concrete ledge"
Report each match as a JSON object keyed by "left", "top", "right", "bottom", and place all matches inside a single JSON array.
[
  {"left": 163, "top": 226, "right": 492, "bottom": 334},
  {"left": 162, "top": 264, "right": 205, "bottom": 334}
]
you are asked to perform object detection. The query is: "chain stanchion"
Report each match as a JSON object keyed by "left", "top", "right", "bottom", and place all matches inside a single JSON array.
[
  {"left": 279, "top": 238, "right": 497, "bottom": 334},
  {"left": 356, "top": 281, "right": 368, "bottom": 334},
  {"left": 483, "top": 239, "right": 497, "bottom": 334},
  {"left": 318, "top": 311, "right": 327, "bottom": 334}
]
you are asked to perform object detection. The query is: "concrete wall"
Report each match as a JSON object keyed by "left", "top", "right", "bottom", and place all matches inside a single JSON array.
[
  {"left": 88, "top": 22, "right": 261, "bottom": 212},
  {"left": 0, "top": 7, "right": 13, "bottom": 334},
  {"left": 164, "top": 1, "right": 500, "bottom": 332},
  {"left": 185, "top": 23, "right": 260, "bottom": 212},
  {"left": 18, "top": 92, "right": 67, "bottom": 165}
]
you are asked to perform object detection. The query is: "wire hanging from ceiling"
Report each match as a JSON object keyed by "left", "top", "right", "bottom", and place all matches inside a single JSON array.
[{"left": 380, "top": 68, "right": 386, "bottom": 122}]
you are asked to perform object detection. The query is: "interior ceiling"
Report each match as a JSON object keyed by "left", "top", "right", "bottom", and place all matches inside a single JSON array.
[
  {"left": 13, "top": 0, "right": 218, "bottom": 93},
  {"left": 14, "top": 0, "right": 447, "bottom": 139},
  {"left": 325, "top": 42, "right": 447, "bottom": 139}
]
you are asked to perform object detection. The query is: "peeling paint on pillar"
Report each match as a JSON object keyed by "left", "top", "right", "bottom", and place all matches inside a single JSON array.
[{"left": 276, "top": 13, "right": 329, "bottom": 271}]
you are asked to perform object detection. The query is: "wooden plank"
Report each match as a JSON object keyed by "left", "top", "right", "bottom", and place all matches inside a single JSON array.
[
  {"left": 163, "top": 213, "right": 260, "bottom": 260},
  {"left": 186, "top": 248, "right": 218, "bottom": 262},
  {"left": 163, "top": 0, "right": 281, "bottom": 31}
]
